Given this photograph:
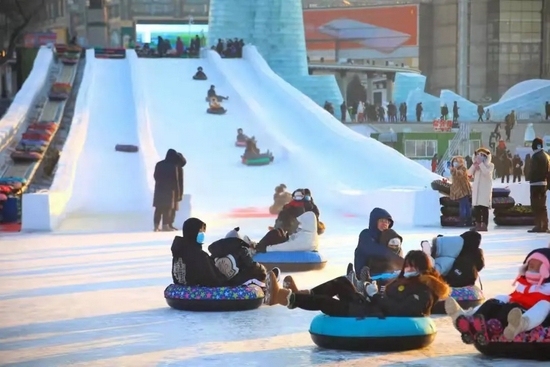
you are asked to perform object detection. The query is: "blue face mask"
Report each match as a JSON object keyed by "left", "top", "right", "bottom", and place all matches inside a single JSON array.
[
  {"left": 403, "top": 271, "right": 419, "bottom": 278},
  {"left": 453, "top": 162, "right": 458, "bottom": 167},
  {"left": 304, "top": 196, "right": 311, "bottom": 201},
  {"left": 196, "top": 232, "right": 205, "bottom": 244}
]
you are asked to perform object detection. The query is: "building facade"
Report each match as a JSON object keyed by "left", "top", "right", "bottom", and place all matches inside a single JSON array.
[{"left": 23, "top": 0, "right": 550, "bottom": 101}]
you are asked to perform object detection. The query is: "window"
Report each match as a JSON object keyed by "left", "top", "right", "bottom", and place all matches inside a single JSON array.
[
  {"left": 404, "top": 140, "right": 438, "bottom": 158},
  {"left": 447, "top": 140, "right": 481, "bottom": 156}
]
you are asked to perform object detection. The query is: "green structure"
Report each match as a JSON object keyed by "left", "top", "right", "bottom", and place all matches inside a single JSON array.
[{"left": 371, "top": 131, "right": 482, "bottom": 160}]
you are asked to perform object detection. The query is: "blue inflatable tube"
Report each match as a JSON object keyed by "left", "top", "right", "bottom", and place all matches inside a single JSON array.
[
  {"left": 309, "top": 314, "right": 436, "bottom": 351},
  {"left": 253, "top": 251, "right": 327, "bottom": 272}
]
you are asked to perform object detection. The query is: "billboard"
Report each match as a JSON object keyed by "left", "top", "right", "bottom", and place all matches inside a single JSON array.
[{"left": 303, "top": 5, "right": 419, "bottom": 62}]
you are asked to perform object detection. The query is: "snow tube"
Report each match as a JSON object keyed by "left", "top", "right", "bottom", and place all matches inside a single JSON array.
[
  {"left": 494, "top": 204, "right": 533, "bottom": 217},
  {"left": 29, "top": 122, "right": 56, "bottom": 132},
  {"left": 61, "top": 58, "right": 78, "bottom": 65},
  {"left": 430, "top": 179, "right": 451, "bottom": 195},
  {"left": 15, "top": 144, "right": 46, "bottom": 153},
  {"left": 48, "top": 92, "right": 69, "bottom": 101},
  {"left": 309, "top": 314, "right": 436, "bottom": 351},
  {"left": 193, "top": 75, "right": 207, "bottom": 80},
  {"left": 440, "top": 215, "right": 463, "bottom": 227},
  {"left": 0, "top": 177, "right": 26, "bottom": 185},
  {"left": 19, "top": 139, "right": 48, "bottom": 147},
  {"left": 10, "top": 151, "right": 43, "bottom": 163},
  {"left": 471, "top": 319, "right": 550, "bottom": 360},
  {"left": 207, "top": 108, "right": 226, "bottom": 115},
  {"left": 253, "top": 251, "right": 327, "bottom": 272},
  {"left": 242, "top": 154, "right": 274, "bottom": 166},
  {"left": 441, "top": 206, "right": 460, "bottom": 217},
  {"left": 440, "top": 196, "right": 470, "bottom": 207},
  {"left": 115, "top": 144, "right": 139, "bottom": 153},
  {"left": 164, "top": 284, "right": 264, "bottom": 312},
  {"left": 492, "top": 187, "right": 511, "bottom": 198},
  {"left": 492, "top": 196, "right": 515, "bottom": 210},
  {"left": 431, "top": 285, "right": 484, "bottom": 314},
  {"left": 494, "top": 216, "right": 535, "bottom": 226},
  {"left": 21, "top": 132, "right": 51, "bottom": 142},
  {"left": 235, "top": 141, "right": 247, "bottom": 147}
]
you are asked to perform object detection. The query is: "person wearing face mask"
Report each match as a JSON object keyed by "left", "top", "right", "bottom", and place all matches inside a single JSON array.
[
  {"left": 446, "top": 247, "right": 550, "bottom": 343},
  {"left": 303, "top": 188, "right": 325, "bottom": 234},
  {"left": 271, "top": 189, "right": 307, "bottom": 235},
  {"left": 353, "top": 208, "right": 405, "bottom": 281},
  {"left": 170, "top": 218, "right": 229, "bottom": 287},
  {"left": 450, "top": 156, "right": 472, "bottom": 227},
  {"left": 263, "top": 250, "right": 449, "bottom": 318},
  {"left": 468, "top": 148, "right": 494, "bottom": 232}
]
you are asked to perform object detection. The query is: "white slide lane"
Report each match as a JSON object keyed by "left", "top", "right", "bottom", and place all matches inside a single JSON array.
[
  {"left": 137, "top": 57, "right": 317, "bottom": 216},
  {"left": 60, "top": 58, "right": 150, "bottom": 229}
]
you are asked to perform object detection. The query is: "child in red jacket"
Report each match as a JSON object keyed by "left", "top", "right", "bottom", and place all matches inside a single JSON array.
[{"left": 446, "top": 247, "right": 550, "bottom": 343}]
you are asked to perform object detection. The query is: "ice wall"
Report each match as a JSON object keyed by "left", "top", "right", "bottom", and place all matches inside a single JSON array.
[
  {"left": 393, "top": 72, "right": 440, "bottom": 121},
  {"left": 208, "top": 0, "right": 344, "bottom": 118},
  {"left": 440, "top": 90, "right": 478, "bottom": 121},
  {"left": 488, "top": 80, "right": 550, "bottom": 121}
]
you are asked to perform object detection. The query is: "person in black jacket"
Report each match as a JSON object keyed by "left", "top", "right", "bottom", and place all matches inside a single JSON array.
[
  {"left": 153, "top": 149, "right": 181, "bottom": 232},
  {"left": 443, "top": 232, "right": 485, "bottom": 288},
  {"left": 168, "top": 152, "right": 187, "bottom": 230},
  {"left": 208, "top": 227, "right": 267, "bottom": 285},
  {"left": 171, "top": 218, "right": 229, "bottom": 287},
  {"left": 526, "top": 137, "right": 550, "bottom": 233},
  {"left": 265, "top": 250, "right": 450, "bottom": 317}
]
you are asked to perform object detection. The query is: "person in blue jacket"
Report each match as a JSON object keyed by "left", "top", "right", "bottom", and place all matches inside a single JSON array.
[{"left": 354, "top": 207, "right": 405, "bottom": 281}]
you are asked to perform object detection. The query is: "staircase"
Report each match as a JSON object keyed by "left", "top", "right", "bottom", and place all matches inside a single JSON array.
[
  {"left": 436, "top": 121, "right": 471, "bottom": 175},
  {"left": 28, "top": 57, "right": 87, "bottom": 191}
]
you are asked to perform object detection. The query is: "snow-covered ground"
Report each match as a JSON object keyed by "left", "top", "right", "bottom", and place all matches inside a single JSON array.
[
  {"left": 1, "top": 223, "right": 548, "bottom": 366},
  {"left": 4, "top": 48, "right": 550, "bottom": 365}
]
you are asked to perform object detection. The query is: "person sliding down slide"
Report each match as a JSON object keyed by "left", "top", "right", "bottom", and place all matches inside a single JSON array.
[
  {"left": 354, "top": 208, "right": 405, "bottom": 281},
  {"left": 208, "top": 97, "right": 226, "bottom": 114},
  {"left": 207, "top": 85, "right": 228, "bottom": 101},
  {"left": 256, "top": 211, "right": 319, "bottom": 253},
  {"left": 264, "top": 250, "right": 449, "bottom": 318},
  {"left": 193, "top": 66, "right": 207, "bottom": 80},
  {"left": 236, "top": 128, "right": 249, "bottom": 143}
]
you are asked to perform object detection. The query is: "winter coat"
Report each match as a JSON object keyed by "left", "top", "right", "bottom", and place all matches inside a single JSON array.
[
  {"left": 444, "top": 231, "right": 484, "bottom": 288},
  {"left": 370, "top": 272, "right": 450, "bottom": 317},
  {"left": 527, "top": 148, "right": 550, "bottom": 184},
  {"left": 468, "top": 153, "right": 494, "bottom": 207},
  {"left": 501, "top": 155, "right": 513, "bottom": 175},
  {"left": 303, "top": 199, "right": 320, "bottom": 218},
  {"left": 153, "top": 149, "right": 181, "bottom": 209},
  {"left": 274, "top": 201, "right": 305, "bottom": 234},
  {"left": 450, "top": 157, "right": 471, "bottom": 200},
  {"left": 512, "top": 156, "right": 523, "bottom": 176},
  {"left": 208, "top": 237, "right": 266, "bottom": 285},
  {"left": 171, "top": 218, "right": 228, "bottom": 287},
  {"left": 430, "top": 231, "right": 484, "bottom": 288},
  {"left": 505, "top": 248, "right": 550, "bottom": 309},
  {"left": 353, "top": 208, "right": 404, "bottom": 275},
  {"left": 175, "top": 152, "right": 186, "bottom": 203},
  {"left": 266, "top": 211, "right": 319, "bottom": 252}
]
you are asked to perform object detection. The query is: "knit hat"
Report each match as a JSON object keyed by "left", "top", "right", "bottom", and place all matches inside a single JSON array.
[
  {"left": 225, "top": 227, "right": 241, "bottom": 239},
  {"left": 532, "top": 137, "right": 544, "bottom": 151},
  {"left": 515, "top": 247, "right": 550, "bottom": 286}
]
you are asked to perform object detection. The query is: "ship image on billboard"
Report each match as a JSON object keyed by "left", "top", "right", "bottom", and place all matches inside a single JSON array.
[{"left": 303, "top": 5, "right": 419, "bottom": 63}]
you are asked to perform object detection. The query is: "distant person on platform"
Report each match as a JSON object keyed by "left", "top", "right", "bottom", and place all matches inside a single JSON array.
[
  {"left": 526, "top": 137, "right": 550, "bottom": 233},
  {"left": 207, "top": 85, "right": 228, "bottom": 101},
  {"left": 153, "top": 149, "right": 181, "bottom": 232},
  {"left": 340, "top": 102, "right": 347, "bottom": 123},
  {"left": 416, "top": 102, "right": 423, "bottom": 122},
  {"left": 546, "top": 101, "right": 550, "bottom": 120},
  {"left": 452, "top": 101, "right": 459, "bottom": 123}
]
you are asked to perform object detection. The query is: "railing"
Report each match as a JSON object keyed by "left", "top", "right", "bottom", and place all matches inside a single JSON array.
[{"left": 436, "top": 121, "right": 471, "bottom": 175}]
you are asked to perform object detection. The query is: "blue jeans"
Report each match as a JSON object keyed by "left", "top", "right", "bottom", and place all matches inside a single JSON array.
[{"left": 458, "top": 196, "right": 471, "bottom": 222}]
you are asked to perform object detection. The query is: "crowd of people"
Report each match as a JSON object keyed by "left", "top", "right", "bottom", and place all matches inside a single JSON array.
[{"left": 212, "top": 38, "right": 245, "bottom": 59}]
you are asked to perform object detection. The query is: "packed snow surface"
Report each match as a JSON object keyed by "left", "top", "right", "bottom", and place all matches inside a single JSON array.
[{"left": 0, "top": 220, "right": 547, "bottom": 366}]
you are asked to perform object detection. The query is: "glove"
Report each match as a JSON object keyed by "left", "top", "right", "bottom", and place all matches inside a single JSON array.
[
  {"left": 421, "top": 240, "right": 431, "bottom": 256},
  {"left": 366, "top": 281, "right": 378, "bottom": 297}
]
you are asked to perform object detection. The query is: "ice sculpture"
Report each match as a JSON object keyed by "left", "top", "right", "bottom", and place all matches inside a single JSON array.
[
  {"left": 524, "top": 123, "right": 536, "bottom": 145},
  {"left": 208, "top": 0, "right": 344, "bottom": 119},
  {"left": 394, "top": 72, "right": 550, "bottom": 122},
  {"left": 440, "top": 90, "right": 479, "bottom": 121}
]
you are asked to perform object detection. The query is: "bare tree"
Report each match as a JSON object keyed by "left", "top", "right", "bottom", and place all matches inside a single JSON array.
[{"left": 0, "top": 0, "right": 47, "bottom": 67}]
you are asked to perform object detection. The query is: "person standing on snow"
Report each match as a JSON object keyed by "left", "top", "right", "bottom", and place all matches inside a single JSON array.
[{"left": 153, "top": 149, "right": 181, "bottom": 232}]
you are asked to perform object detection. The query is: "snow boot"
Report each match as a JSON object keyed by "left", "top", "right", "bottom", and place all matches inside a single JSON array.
[
  {"left": 264, "top": 271, "right": 291, "bottom": 306},
  {"left": 472, "top": 314, "right": 490, "bottom": 345},
  {"left": 503, "top": 308, "right": 530, "bottom": 340}
]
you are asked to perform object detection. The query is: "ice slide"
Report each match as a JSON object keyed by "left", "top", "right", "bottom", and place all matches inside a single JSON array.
[
  {"left": 47, "top": 55, "right": 152, "bottom": 231},
  {"left": 134, "top": 56, "right": 318, "bottom": 217}
]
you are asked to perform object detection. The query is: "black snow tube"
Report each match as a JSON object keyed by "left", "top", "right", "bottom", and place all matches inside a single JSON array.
[
  {"left": 439, "top": 196, "right": 471, "bottom": 207},
  {"left": 494, "top": 204, "right": 533, "bottom": 217},
  {"left": 492, "top": 196, "right": 515, "bottom": 210},
  {"left": 207, "top": 108, "right": 227, "bottom": 115},
  {"left": 164, "top": 284, "right": 264, "bottom": 312},
  {"left": 430, "top": 179, "right": 451, "bottom": 195},
  {"left": 474, "top": 340, "right": 550, "bottom": 361},
  {"left": 492, "top": 187, "right": 511, "bottom": 198},
  {"left": 494, "top": 216, "right": 535, "bottom": 226},
  {"left": 242, "top": 153, "right": 274, "bottom": 166},
  {"left": 193, "top": 75, "right": 207, "bottom": 80},
  {"left": 48, "top": 92, "right": 69, "bottom": 101},
  {"left": 441, "top": 206, "right": 460, "bottom": 217},
  {"left": 440, "top": 215, "right": 463, "bottom": 227},
  {"left": 115, "top": 144, "right": 139, "bottom": 153}
]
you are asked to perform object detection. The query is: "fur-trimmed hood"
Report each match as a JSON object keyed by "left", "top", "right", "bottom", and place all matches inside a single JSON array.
[
  {"left": 413, "top": 273, "right": 451, "bottom": 299},
  {"left": 451, "top": 155, "right": 465, "bottom": 166}
]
